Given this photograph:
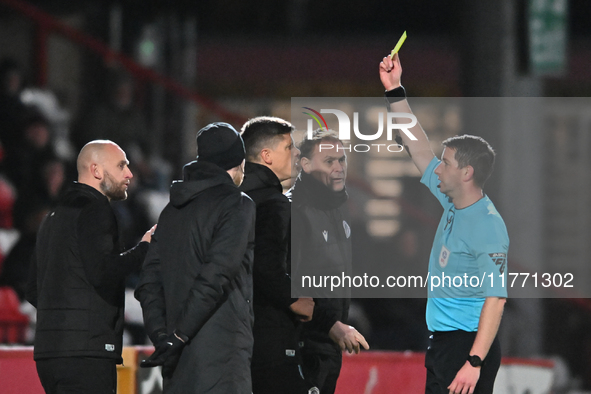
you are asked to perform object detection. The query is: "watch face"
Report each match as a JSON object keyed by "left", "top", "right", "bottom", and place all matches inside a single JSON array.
[{"left": 468, "top": 355, "right": 482, "bottom": 367}]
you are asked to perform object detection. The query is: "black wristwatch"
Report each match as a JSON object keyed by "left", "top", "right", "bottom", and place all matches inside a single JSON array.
[
  {"left": 467, "top": 355, "right": 483, "bottom": 367},
  {"left": 384, "top": 85, "right": 407, "bottom": 104}
]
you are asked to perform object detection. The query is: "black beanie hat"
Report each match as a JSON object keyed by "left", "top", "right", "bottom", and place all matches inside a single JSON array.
[{"left": 196, "top": 122, "right": 245, "bottom": 170}]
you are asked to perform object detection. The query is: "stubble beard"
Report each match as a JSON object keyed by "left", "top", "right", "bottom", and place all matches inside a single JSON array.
[{"left": 100, "top": 171, "right": 128, "bottom": 201}]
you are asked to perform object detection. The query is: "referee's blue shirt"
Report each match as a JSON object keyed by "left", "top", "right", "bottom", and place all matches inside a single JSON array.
[{"left": 421, "top": 157, "right": 509, "bottom": 332}]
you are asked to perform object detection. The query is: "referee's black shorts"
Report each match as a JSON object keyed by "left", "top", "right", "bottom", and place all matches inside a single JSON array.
[{"left": 425, "top": 330, "right": 501, "bottom": 394}]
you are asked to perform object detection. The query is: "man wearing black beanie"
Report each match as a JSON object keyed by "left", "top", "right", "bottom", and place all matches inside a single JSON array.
[{"left": 135, "top": 122, "right": 256, "bottom": 393}]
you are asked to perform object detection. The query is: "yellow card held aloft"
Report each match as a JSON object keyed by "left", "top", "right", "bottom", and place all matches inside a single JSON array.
[{"left": 391, "top": 31, "right": 407, "bottom": 58}]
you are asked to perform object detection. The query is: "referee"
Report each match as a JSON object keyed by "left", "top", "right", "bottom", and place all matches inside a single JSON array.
[{"left": 379, "top": 54, "right": 508, "bottom": 394}]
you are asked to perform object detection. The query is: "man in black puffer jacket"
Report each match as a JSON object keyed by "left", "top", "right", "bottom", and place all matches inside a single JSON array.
[
  {"left": 135, "top": 122, "right": 256, "bottom": 394},
  {"left": 239, "top": 116, "right": 314, "bottom": 393},
  {"left": 291, "top": 129, "right": 369, "bottom": 394},
  {"left": 27, "top": 140, "right": 156, "bottom": 394}
]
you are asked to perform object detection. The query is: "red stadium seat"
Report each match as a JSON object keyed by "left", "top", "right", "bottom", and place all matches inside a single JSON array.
[
  {"left": 0, "top": 177, "right": 15, "bottom": 229},
  {"left": 0, "top": 286, "right": 28, "bottom": 343}
]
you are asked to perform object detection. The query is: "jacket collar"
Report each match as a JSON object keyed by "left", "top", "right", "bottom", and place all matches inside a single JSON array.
[
  {"left": 290, "top": 170, "right": 348, "bottom": 210},
  {"left": 67, "top": 181, "right": 108, "bottom": 201},
  {"left": 240, "top": 162, "right": 282, "bottom": 194},
  {"left": 170, "top": 160, "right": 236, "bottom": 208}
]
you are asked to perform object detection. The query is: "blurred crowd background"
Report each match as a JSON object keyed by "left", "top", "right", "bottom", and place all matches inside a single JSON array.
[{"left": 1, "top": 0, "right": 591, "bottom": 391}]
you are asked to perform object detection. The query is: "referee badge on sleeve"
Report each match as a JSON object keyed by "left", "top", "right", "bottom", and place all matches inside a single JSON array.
[{"left": 489, "top": 252, "right": 507, "bottom": 274}]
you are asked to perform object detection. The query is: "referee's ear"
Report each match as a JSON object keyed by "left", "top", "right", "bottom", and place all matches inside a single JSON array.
[{"left": 462, "top": 165, "right": 474, "bottom": 183}]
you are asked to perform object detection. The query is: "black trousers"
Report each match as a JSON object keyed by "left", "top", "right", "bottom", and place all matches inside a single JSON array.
[
  {"left": 252, "top": 362, "right": 309, "bottom": 394},
  {"left": 36, "top": 357, "right": 117, "bottom": 394},
  {"left": 425, "top": 331, "right": 501, "bottom": 394},
  {"left": 301, "top": 352, "right": 342, "bottom": 394}
]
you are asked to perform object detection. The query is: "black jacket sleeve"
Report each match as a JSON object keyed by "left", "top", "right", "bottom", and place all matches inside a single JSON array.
[
  {"left": 291, "top": 206, "right": 340, "bottom": 335},
  {"left": 175, "top": 194, "right": 255, "bottom": 340},
  {"left": 310, "top": 299, "right": 340, "bottom": 335},
  {"left": 253, "top": 198, "right": 297, "bottom": 310},
  {"left": 26, "top": 212, "right": 50, "bottom": 308},
  {"left": 25, "top": 249, "right": 38, "bottom": 308},
  {"left": 134, "top": 233, "right": 167, "bottom": 343},
  {"left": 77, "top": 201, "right": 149, "bottom": 297}
]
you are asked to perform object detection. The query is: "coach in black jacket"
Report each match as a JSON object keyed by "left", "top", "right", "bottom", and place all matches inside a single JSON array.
[
  {"left": 135, "top": 122, "right": 256, "bottom": 394},
  {"left": 291, "top": 129, "right": 369, "bottom": 394},
  {"left": 239, "top": 117, "right": 314, "bottom": 394},
  {"left": 27, "top": 140, "right": 155, "bottom": 394}
]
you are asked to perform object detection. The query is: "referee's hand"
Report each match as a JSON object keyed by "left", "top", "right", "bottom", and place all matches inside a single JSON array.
[
  {"left": 329, "top": 321, "right": 370, "bottom": 354},
  {"left": 379, "top": 52, "right": 402, "bottom": 92},
  {"left": 447, "top": 361, "right": 480, "bottom": 394}
]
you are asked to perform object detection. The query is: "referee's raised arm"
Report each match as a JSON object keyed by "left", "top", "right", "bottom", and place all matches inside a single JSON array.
[{"left": 379, "top": 53, "right": 435, "bottom": 175}]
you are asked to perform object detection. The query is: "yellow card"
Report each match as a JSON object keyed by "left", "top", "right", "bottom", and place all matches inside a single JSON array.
[{"left": 390, "top": 31, "right": 407, "bottom": 57}]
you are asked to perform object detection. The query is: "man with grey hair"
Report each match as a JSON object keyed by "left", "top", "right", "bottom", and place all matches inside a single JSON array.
[
  {"left": 27, "top": 140, "right": 156, "bottom": 394},
  {"left": 291, "top": 129, "right": 369, "bottom": 394}
]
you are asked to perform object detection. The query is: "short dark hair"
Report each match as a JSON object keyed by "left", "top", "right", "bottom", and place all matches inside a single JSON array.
[
  {"left": 298, "top": 129, "right": 343, "bottom": 160},
  {"left": 240, "top": 116, "right": 294, "bottom": 162},
  {"left": 442, "top": 134, "right": 495, "bottom": 188}
]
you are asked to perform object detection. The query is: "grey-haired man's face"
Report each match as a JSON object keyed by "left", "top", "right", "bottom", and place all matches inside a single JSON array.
[{"left": 301, "top": 142, "right": 347, "bottom": 192}]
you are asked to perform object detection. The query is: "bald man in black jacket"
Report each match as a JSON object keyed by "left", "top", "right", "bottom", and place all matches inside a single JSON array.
[{"left": 27, "top": 140, "right": 155, "bottom": 394}]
